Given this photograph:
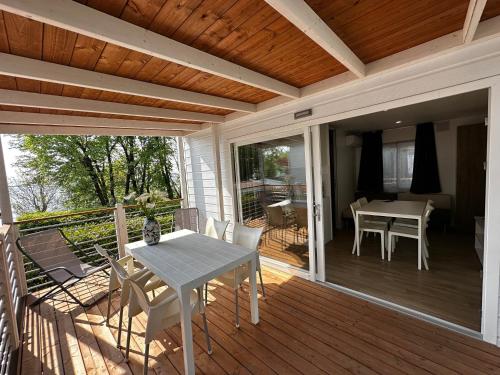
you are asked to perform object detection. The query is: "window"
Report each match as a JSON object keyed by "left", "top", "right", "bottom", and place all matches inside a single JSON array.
[{"left": 383, "top": 142, "right": 414, "bottom": 192}]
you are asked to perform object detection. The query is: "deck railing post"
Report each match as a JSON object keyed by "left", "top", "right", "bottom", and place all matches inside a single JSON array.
[
  {"left": 177, "top": 136, "right": 188, "bottom": 209},
  {"left": 0, "top": 228, "right": 20, "bottom": 350},
  {"left": 114, "top": 203, "right": 128, "bottom": 258},
  {"left": 11, "top": 225, "right": 27, "bottom": 297},
  {"left": 0, "top": 137, "right": 28, "bottom": 296}
]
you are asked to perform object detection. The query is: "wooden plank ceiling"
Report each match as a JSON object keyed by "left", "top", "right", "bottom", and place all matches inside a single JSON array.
[{"left": 0, "top": 0, "right": 500, "bottom": 124}]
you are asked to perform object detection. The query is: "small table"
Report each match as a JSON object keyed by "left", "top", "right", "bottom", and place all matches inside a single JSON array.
[
  {"left": 356, "top": 200, "right": 427, "bottom": 269},
  {"left": 125, "top": 229, "right": 260, "bottom": 375}
]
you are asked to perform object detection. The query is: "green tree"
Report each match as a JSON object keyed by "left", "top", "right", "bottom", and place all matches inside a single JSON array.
[{"left": 11, "top": 135, "right": 179, "bottom": 210}]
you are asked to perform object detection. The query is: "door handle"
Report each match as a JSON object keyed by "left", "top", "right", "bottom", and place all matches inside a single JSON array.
[{"left": 313, "top": 203, "right": 321, "bottom": 221}]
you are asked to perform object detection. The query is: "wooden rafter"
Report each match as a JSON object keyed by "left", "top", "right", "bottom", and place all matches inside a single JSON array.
[
  {"left": 0, "top": 89, "right": 224, "bottom": 123},
  {"left": 0, "top": 0, "right": 300, "bottom": 98},
  {"left": 0, "top": 111, "right": 202, "bottom": 132},
  {"left": 0, "top": 53, "right": 256, "bottom": 113},
  {"left": 464, "top": 0, "right": 488, "bottom": 43},
  {"left": 265, "top": 0, "right": 365, "bottom": 78}
]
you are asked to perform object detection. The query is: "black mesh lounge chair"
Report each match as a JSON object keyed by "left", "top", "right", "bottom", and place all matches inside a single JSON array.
[
  {"left": 16, "top": 228, "right": 110, "bottom": 307},
  {"left": 172, "top": 208, "right": 199, "bottom": 232}
]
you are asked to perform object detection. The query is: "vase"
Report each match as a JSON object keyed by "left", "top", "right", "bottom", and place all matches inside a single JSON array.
[{"left": 142, "top": 217, "right": 161, "bottom": 245}]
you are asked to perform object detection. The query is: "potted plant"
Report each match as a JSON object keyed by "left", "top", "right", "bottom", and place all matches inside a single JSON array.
[{"left": 125, "top": 190, "right": 169, "bottom": 245}]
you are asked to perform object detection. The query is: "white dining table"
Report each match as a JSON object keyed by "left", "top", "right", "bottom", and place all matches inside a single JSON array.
[
  {"left": 356, "top": 200, "right": 427, "bottom": 269},
  {"left": 125, "top": 229, "right": 260, "bottom": 375}
]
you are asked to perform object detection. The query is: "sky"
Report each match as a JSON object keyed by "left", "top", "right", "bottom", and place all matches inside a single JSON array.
[{"left": 1, "top": 134, "right": 19, "bottom": 180}]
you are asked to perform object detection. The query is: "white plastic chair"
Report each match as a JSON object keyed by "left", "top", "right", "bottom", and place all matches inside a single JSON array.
[
  {"left": 205, "top": 217, "right": 229, "bottom": 240},
  {"left": 388, "top": 205, "right": 435, "bottom": 270},
  {"left": 350, "top": 201, "right": 388, "bottom": 259},
  {"left": 357, "top": 197, "right": 392, "bottom": 226},
  {"left": 208, "top": 223, "right": 264, "bottom": 328},
  {"left": 94, "top": 244, "right": 164, "bottom": 348},
  {"left": 392, "top": 200, "right": 434, "bottom": 248},
  {"left": 125, "top": 271, "right": 212, "bottom": 375}
]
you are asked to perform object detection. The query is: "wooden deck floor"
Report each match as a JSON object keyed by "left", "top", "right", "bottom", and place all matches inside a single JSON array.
[
  {"left": 19, "top": 267, "right": 500, "bottom": 374},
  {"left": 247, "top": 217, "right": 309, "bottom": 270}
]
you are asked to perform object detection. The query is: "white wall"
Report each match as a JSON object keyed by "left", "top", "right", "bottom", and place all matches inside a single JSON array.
[
  {"left": 334, "top": 129, "right": 356, "bottom": 229},
  {"left": 183, "top": 35, "right": 500, "bottom": 344},
  {"left": 183, "top": 129, "right": 219, "bottom": 233}
]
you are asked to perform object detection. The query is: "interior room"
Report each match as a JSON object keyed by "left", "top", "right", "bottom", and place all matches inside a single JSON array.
[{"left": 325, "top": 90, "right": 488, "bottom": 331}]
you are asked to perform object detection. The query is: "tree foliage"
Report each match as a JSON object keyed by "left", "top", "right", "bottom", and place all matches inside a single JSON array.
[{"left": 11, "top": 135, "right": 179, "bottom": 212}]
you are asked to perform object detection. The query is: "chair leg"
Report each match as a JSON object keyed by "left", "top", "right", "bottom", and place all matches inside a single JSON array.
[
  {"left": 125, "top": 317, "right": 132, "bottom": 360},
  {"left": 201, "top": 312, "right": 213, "bottom": 354},
  {"left": 234, "top": 288, "right": 240, "bottom": 328},
  {"left": 352, "top": 233, "right": 357, "bottom": 254},
  {"left": 422, "top": 250, "right": 429, "bottom": 270},
  {"left": 30, "top": 283, "right": 63, "bottom": 306},
  {"left": 117, "top": 306, "right": 124, "bottom": 348},
  {"left": 380, "top": 232, "right": 384, "bottom": 260},
  {"left": 388, "top": 234, "right": 392, "bottom": 262},
  {"left": 143, "top": 343, "right": 150, "bottom": 375},
  {"left": 106, "top": 290, "right": 112, "bottom": 326}
]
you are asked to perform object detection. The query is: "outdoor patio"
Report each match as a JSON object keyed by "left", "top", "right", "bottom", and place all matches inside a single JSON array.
[
  {"left": 1, "top": 1, "right": 500, "bottom": 374},
  {"left": 19, "top": 266, "right": 500, "bottom": 375}
]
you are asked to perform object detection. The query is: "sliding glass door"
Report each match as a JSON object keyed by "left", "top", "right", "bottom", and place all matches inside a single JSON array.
[{"left": 234, "top": 133, "right": 311, "bottom": 271}]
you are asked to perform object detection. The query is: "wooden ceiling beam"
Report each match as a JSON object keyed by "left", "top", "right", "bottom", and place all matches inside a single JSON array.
[
  {"left": 0, "top": 123, "right": 187, "bottom": 137},
  {"left": 265, "top": 0, "right": 365, "bottom": 78},
  {"left": 0, "top": 111, "right": 202, "bottom": 132},
  {"left": 0, "top": 0, "right": 300, "bottom": 98},
  {"left": 463, "top": 0, "right": 488, "bottom": 43},
  {"left": 0, "top": 53, "right": 255, "bottom": 113},
  {"left": 0, "top": 89, "right": 224, "bottom": 123}
]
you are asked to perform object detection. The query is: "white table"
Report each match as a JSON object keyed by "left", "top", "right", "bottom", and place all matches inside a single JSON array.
[
  {"left": 356, "top": 200, "right": 427, "bottom": 269},
  {"left": 125, "top": 229, "right": 260, "bottom": 375}
]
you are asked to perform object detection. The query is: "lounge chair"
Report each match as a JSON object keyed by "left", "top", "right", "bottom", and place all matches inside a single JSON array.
[{"left": 16, "top": 228, "right": 109, "bottom": 307}]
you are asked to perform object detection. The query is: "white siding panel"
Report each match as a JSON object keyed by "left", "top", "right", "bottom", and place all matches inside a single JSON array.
[{"left": 184, "top": 130, "right": 218, "bottom": 232}]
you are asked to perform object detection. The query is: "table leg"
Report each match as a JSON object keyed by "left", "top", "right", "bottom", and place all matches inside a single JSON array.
[
  {"left": 248, "top": 256, "right": 259, "bottom": 324},
  {"left": 179, "top": 288, "right": 195, "bottom": 375},
  {"left": 417, "top": 217, "right": 422, "bottom": 270}
]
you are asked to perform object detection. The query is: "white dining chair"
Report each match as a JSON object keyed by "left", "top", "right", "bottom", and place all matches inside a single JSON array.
[
  {"left": 208, "top": 223, "right": 264, "bottom": 328},
  {"left": 125, "top": 271, "right": 212, "bottom": 375},
  {"left": 357, "top": 197, "right": 392, "bottom": 227},
  {"left": 94, "top": 245, "right": 164, "bottom": 348},
  {"left": 392, "top": 200, "right": 434, "bottom": 249},
  {"left": 205, "top": 217, "right": 229, "bottom": 240},
  {"left": 350, "top": 201, "right": 388, "bottom": 259},
  {"left": 387, "top": 205, "right": 434, "bottom": 270}
]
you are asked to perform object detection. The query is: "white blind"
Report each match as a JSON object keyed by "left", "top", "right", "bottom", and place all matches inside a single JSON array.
[{"left": 383, "top": 142, "right": 415, "bottom": 192}]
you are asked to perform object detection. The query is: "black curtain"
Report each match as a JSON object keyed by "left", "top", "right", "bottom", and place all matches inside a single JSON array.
[
  {"left": 357, "top": 131, "right": 383, "bottom": 193},
  {"left": 410, "top": 122, "right": 441, "bottom": 193}
]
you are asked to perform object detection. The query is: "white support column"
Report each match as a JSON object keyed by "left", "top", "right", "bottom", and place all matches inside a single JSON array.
[
  {"left": 0, "top": 136, "right": 13, "bottom": 224},
  {"left": 114, "top": 203, "right": 128, "bottom": 258},
  {"left": 211, "top": 125, "right": 225, "bottom": 220},
  {"left": 482, "top": 84, "right": 500, "bottom": 345},
  {"left": 0, "top": 136, "right": 27, "bottom": 296},
  {"left": 177, "top": 137, "right": 188, "bottom": 209}
]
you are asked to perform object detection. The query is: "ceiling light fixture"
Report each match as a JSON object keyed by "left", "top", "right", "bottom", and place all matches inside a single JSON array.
[{"left": 395, "top": 120, "right": 402, "bottom": 124}]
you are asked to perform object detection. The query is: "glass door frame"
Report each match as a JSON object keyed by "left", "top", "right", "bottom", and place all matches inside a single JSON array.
[{"left": 231, "top": 127, "right": 324, "bottom": 281}]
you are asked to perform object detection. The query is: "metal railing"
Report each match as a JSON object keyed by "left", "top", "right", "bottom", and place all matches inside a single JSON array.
[
  {"left": 240, "top": 184, "right": 307, "bottom": 222},
  {"left": 14, "top": 200, "right": 181, "bottom": 292}
]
